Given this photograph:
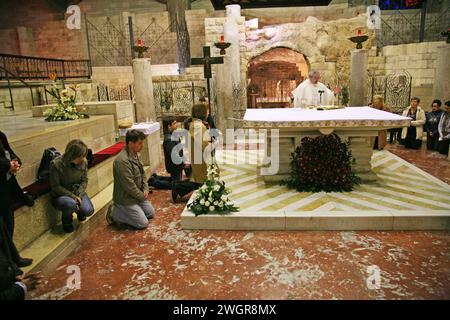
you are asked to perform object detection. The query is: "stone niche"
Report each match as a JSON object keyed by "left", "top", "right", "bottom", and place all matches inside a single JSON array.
[
  {"left": 247, "top": 47, "right": 309, "bottom": 108},
  {"left": 241, "top": 14, "right": 374, "bottom": 108}
]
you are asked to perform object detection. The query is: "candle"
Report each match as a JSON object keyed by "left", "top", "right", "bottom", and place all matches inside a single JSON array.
[
  {"left": 138, "top": 39, "right": 142, "bottom": 47},
  {"left": 220, "top": 35, "right": 224, "bottom": 43},
  {"left": 357, "top": 30, "right": 362, "bottom": 37}
]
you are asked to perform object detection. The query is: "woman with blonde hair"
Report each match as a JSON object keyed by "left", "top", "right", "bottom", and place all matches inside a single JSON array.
[
  {"left": 401, "top": 97, "right": 426, "bottom": 149},
  {"left": 370, "top": 95, "right": 391, "bottom": 150},
  {"left": 172, "top": 104, "right": 215, "bottom": 202}
]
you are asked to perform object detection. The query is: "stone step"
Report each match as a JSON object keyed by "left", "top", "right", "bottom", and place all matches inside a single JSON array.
[
  {"left": 14, "top": 154, "right": 117, "bottom": 251},
  {"left": 20, "top": 166, "right": 152, "bottom": 275}
]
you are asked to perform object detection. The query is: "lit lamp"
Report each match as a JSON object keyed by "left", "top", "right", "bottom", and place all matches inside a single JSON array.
[
  {"left": 349, "top": 29, "right": 368, "bottom": 49},
  {"left": 133, "top": 39, "right": 149, "bottom": 58},
  {"left": 214, "top": 35, "right": 231, "bottom": 55}
]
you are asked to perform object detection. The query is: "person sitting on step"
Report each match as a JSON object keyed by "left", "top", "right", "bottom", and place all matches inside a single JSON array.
[
  {"left": 107, "top": 130, "right": 155, "bottom": 229},
  {"left": 49, "top": 140, "right": 94, "bottom": 233}
]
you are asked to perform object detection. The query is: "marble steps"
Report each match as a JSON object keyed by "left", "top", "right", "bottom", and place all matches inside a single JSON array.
[{"left": 20, "top": 166, "right": 152, "bottom": 275}]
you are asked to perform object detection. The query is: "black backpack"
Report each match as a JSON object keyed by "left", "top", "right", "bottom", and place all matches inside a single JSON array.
[
  {"left": 87, "top": 148, "right": 94, "bottom": 166},
  {"left": 37, "top": 148, "right": 61, "bottom": 183}
]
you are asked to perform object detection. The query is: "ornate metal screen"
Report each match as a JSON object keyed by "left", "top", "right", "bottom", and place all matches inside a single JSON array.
[
  {"left": 368, "top": 70, "right": 412, "bottom": 114},
  {"left": 153, "top": 80, "right": 207, "bottom": 119},
  {"left": 86, "top": 15, "right": 190, "bottom": 69},
  {"left": 86, "top": 17, "right": 131, "bottom": 66},
  {"left": 96, "top": 83, "right": 133, "bottom": 101},
  {"left": 376, "top": 2, "right": 450, "bottom": 46}
]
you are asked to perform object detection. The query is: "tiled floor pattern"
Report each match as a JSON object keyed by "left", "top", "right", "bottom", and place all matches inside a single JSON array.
[{"left": 215, "top": 149, "right": 450, "bottom": 213}]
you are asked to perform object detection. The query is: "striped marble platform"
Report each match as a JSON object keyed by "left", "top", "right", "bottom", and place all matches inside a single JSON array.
[{"left": 180, "top": 149, "right": 450, "bottom": 230}]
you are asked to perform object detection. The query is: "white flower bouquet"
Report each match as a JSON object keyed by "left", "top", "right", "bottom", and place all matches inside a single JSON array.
[
  {"left": 187, "top": 161, "right": 239, "bottom": 216},
  {"left": 43, "top": 73, "right": 89, "bottom": 122}
]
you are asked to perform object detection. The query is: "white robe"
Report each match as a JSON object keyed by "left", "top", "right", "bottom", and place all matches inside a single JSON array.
[{"left": 291, "top": 79, "right": 335, "bottom": 107}]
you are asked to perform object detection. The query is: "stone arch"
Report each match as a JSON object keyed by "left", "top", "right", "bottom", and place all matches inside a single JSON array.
[{"left": 245, "top": 46, "right": 310, "bottom": 108}]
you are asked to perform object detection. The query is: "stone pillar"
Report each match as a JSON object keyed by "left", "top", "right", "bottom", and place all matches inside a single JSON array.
[
  {"left": 347, "top": 136, "right": 377, "bottom": 183},
  {"left": 132, "top": 58, "right": 156, "bottom": 122},
  {"left": 432, "top": 43, "right": 450, "bottom": 103},
  {"left": 349, "top": 49, "right": 368, "bottom": 107},
  {"left": 216, "top": 4, "right": 242, "bottom": 133}
]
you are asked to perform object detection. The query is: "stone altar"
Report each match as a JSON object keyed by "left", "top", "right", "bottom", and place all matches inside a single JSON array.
[{"left": 240, "top": 107, "right": 411, "bottom": 183}]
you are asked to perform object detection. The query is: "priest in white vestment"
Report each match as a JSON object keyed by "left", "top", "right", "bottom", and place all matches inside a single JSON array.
[{"left": 291, "top": 70, "right": 340, "bottom": 107}]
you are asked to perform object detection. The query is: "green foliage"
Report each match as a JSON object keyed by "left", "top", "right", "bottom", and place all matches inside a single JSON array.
[
  {"left": 160, "top": 90, "right": 173, "bottom": 111},
  {"left": 281, "top": 134, "right": 361, "bottom": 193},
  {"left": 341, "top": 86, "right": 349, "bottom": 107}
]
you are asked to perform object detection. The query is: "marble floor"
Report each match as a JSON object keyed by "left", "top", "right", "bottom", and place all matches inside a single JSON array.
[
  {"left": 29, "top": 143, "right": 450, "bottom": 300},
  {"left": 386, "top": 144, "right": 450, "bottom": 185}
]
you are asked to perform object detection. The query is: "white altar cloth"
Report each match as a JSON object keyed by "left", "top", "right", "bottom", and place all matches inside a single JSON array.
[
  {"left": 243, "top": 107, "right": 410, "bottom": 128},
  {"left": 119, "top": 122, "right": 161, "bottom": 136}
]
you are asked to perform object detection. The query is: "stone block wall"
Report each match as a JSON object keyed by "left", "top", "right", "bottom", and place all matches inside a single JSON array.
[
  {"left": 92, "top": 66, "right": 134, "bottom": 88},
  {"left": 367, "top": 41, "right": 445, "bottom": 110}
]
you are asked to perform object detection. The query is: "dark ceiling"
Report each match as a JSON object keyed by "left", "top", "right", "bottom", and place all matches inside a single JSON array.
[{"left": 209, "top": 0, "right": 332, "bottom": 10}]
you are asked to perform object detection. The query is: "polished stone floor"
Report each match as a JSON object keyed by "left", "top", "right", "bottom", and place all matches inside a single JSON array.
[
  {"left": 386, "top": 144, "right": 450, "bottom": 185},
  {"left": 29, "top": 142, "right": 450, "bottom": 300}
]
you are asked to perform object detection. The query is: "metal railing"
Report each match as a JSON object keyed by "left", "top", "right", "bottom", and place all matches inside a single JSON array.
[{"left": 0, "top": 53, "right": 91, "bottom": 81}]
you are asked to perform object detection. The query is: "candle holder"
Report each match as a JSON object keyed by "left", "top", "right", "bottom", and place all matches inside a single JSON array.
[
  {"left": 441, "top": 29, "right": 450, "bottom": 43},
  {"left": 133, "top": 45, "right": 149, "bottom": 58},
  {"left": 349, "top": 34, "right": 369, "bottom": 49},
  {"left": 214, "top": 41, "right": 231, "bottom": 55}
]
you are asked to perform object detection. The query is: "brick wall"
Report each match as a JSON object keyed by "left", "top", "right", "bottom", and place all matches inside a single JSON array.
[{"left": 0, "top": 28, "right": 19, "bottom": 54}]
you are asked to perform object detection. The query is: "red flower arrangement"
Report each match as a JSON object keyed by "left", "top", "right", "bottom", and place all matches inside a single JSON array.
[{"left": 282, "top": 134, "right": 361, "bottom": 192}]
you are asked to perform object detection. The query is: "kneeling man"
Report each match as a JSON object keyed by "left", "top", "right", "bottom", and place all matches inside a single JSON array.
[{"left": 107, "top": 130, "right": 155, "bottom": 229}]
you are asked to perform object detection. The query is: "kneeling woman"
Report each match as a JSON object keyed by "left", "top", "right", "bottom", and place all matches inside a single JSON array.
[{"left": 49, "top": 140, "right": 94, "bottom": 233}]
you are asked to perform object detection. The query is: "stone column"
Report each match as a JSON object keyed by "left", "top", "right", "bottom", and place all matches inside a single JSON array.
[
  {"left": 347, "top": 136, "right": 377, "bottom": 183},
  {"left": 216, "top": 4, "right": 242, "bottom": 133},
  {"left": 132, "top": 58, "right": 156, "bottom": 122},
  {"left": 432, "top": 43, "right": 450, "bottom": 103},
  {"left": 349, "top": 49, "right": 368, "bottom": 107}
]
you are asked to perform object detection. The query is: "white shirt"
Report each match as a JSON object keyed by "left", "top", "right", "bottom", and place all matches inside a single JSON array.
[{"left": 291, "top": 79, "right": 335, "bottom": 107}]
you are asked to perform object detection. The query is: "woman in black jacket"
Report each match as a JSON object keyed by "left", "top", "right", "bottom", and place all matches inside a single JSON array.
[
  {"left": 0, "top": 131, "right": 34, "bottom": 269},
  {"left": 425, "top": 99, "right": 443, "bottom": 151}
]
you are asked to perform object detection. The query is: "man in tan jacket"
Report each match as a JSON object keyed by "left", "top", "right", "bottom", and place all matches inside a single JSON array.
[{"left": 107, "top": 130, "right": 154, "bottom": 229}]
